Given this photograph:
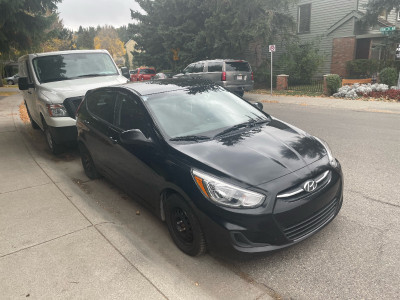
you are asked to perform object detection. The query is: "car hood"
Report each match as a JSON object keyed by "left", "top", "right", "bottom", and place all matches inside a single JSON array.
[
  {"left": 172, "top": 119, "right": 327, "bottom": 186},
  {"left": 38, "top": 75, "right": 128, "bottom": 103}
]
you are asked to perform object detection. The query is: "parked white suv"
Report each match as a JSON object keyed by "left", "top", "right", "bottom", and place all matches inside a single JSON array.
[{"left": 18, "top": 50, "right": 128, "bottom": 153}]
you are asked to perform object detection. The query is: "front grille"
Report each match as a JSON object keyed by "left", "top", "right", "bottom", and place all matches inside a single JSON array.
[
  {"left": 283, "top": 197, "right": 338, "bottom": 241},
  {"left": 277, "top": 170, "right": 331, "bottom": 202},
  {"left": 63, "top": 96, "right": 84, "bottom": 119}
]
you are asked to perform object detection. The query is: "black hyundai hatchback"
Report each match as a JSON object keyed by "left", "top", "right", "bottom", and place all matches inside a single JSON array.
[{"left": 76, "top": 79, "right": 343, "bottom": 256}]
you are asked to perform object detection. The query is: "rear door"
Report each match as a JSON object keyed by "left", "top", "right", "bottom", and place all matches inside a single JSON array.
[
  {"left": 224, "top": 61, "right": 252, "bottom": 86},
  {"left": 204, "top": 61, "right": 223, "bottom": 83}
]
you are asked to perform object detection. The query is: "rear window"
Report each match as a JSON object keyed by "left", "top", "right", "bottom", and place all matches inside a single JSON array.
[
  {"left": 140, "top": 69, "right": 156, "bottom": 74},
  {"left": 225, "top": 61, "right": 250, "bottom": 72},
  {"left": 207, "top": 62, "right": 223, "bottom": 72}
]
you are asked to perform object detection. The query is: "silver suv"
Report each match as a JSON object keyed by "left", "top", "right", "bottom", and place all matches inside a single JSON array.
[{"left": 176, "top": 59, "right": 253, "bottom": 96}]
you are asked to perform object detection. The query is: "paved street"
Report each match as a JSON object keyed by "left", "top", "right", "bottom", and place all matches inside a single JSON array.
[{"left": 1, "top": 90, "right": 399, "bottom": 299}]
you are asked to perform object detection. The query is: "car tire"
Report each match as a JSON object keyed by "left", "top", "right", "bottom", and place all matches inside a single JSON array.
[
  {"left": 165, "top": 194, "right": 206, "bottom": 256},
  {"left": 79, "top": 144, "right": 101, "bottom": 179},
  {"left": 7, "top": 80, "right": 14, "bottom": 85},
  {"left": 24, "top": 102, "right": 40, "bottom": 129},
  {"left": 43, "top": 121, "right": 63, "bottom": 154}
]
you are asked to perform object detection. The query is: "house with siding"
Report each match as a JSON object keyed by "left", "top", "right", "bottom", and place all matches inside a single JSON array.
[{"left": 289, "top": 0, "right": 399, "bottom": 77}]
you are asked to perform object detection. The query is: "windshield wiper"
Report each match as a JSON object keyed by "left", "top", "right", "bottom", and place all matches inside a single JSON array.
[
  {"left": 214, "top": 119, "right": 270, "bottom": 138},
  {"left": 214, "top": 122, "right": 252, "bottom": 138},
  {"left": 76, "top": 73, "right": 109, "bottom": 78},
  {"left": 170, "top": 135, "right": 211, "bottom": 142},
  {"left": 251, "top": 119, "right": 270, "bottom": 125}
]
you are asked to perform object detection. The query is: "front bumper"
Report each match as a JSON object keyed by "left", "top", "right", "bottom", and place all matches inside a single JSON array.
[{"left": 195, "top": 163, "right": 343, "bottom": 253}]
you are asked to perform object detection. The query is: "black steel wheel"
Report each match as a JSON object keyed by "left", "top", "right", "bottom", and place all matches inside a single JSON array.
[
  {"left": 24, "top": 102, "right": 40, "bottom": 129},
  {"left": 7, "top": 80, "right": 14, "bottom": 85},
  {"left": 165, "top": 194, "right": 206, "bottom": 256},
  {"left": 79, "top": 144, "right": 100, "bottom": 179}
]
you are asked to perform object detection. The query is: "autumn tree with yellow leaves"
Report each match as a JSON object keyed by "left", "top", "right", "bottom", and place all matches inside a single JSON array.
[{"left": 94, "top": 26, "right": 126, "bottom": 59}]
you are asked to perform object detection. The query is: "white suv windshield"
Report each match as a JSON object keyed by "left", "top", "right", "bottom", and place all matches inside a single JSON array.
[
  {"left": 32, "top": 53, "right": 118, "bottom": 83},
  {"left": 145, "top": 87, "right": 268, "bottom": 139}
]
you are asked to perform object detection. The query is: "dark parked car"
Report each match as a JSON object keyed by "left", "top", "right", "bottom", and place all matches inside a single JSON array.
[{"left": 76, "top": 79, "right": 343, "bottom": 256}]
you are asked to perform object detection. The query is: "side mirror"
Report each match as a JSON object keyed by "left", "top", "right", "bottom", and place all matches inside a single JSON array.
[
  {"left": 18, "top": 77, "right": 34, "bottom": 90},
  {"left": 120, "top": 67, "right": 130, "bottom": 79},
  {"left": 253, "top": 102, "right": 264, "bottom": 110},
  {"left": 120, "top": 129, "right": 152, "bottom": 145}
]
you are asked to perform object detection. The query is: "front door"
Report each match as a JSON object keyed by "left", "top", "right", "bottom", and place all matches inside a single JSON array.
[{"left": 110, "top": 91, "right": 165, "bottom": 209}]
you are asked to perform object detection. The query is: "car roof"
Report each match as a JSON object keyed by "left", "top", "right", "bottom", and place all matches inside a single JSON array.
[
  {"left": 31, "top": 49, "right": 110, "bottom": 58},
  {"left": 190, "top": 59, "right": 249, "bottom": 64},
  {"left": 119, "top": 79, "right": 217, "bottom": 96}
]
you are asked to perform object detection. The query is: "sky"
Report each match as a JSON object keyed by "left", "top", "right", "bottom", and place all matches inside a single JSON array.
[{"left": 57, "top": 0, "right": 141, "bottom": 31}]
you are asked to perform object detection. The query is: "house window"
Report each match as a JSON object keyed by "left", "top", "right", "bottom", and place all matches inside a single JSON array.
[
  {"left": 298, "top": 4, "right": 311, "bottom": 34},
  {"left": 379, "top": 9, "right": 387, "bottom": 20}
]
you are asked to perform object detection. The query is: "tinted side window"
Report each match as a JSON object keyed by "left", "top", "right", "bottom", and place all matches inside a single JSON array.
[
  {"left": 192, "top": 62, "right": 205, "bottom": 73},
  {"left": 184, "top": 64, "right": 195, "bottom": 73},
  {"left": 207, "top": 62, "right": 223, "bottom": 72},
  {"left": 225, "top": 62, "right": 251, "bottom": 72},
  {"left": 87, "top": 90, "right": 117, "bottom": 124},
  {"left": 116, "top": 92, "right": 150, "bottom": 137}
]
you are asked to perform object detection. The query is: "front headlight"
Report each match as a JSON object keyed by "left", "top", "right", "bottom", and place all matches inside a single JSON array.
[
  {"left": 314, "top": 137, "right": 338, "bottom": 168},
  {"left": 46, "top": 104, "right": 68, "bottom": 117},
  {"left": 192, "top": 169, "right": 265, "bottom": 208}
]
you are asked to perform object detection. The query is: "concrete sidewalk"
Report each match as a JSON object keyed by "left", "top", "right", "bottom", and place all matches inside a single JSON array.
[
  {"left": 0, "top": 92, "right": 274, "bottom": 299},
  {"left": 0, "top": 94, "right": 167, "bottom": 299},
  {"left": 245, "top": 92, "right": 400, "bottom": 115}
]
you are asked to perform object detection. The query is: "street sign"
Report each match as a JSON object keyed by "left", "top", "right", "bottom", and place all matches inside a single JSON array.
[
  {"left": 171, "top": 48, "right": 180, "bottom": 61},
  {"left": 380, "top": 26, "right": 396, "bottom": 34},
  {"left": 269, "top": 45, "right": 276, "bottom": 52},
  {"left": 269, "top": 45, "right": 275, "bottom": 95}
]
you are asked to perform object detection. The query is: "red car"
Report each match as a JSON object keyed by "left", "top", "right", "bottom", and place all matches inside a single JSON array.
[{"left": 130, "top": 67, "right": 156, "bottom": 81}]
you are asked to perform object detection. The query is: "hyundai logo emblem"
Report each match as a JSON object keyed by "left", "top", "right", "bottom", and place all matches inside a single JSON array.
[{"left": 303, "top": 180, "right": 317, "bottom": 192}]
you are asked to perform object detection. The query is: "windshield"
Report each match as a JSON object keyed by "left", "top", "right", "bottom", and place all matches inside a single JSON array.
[
  {"left": 144, "top": 87, "right": 269, "bottom": 139},
  {"left": 140, "top": 69, "right": 156, "bottom": 74},
  {"left": 32, "top": 53, "right": 118, "bottom": 83}
]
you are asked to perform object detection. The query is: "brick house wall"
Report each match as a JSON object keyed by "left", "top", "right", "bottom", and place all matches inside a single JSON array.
[{"left": 331, "top": 37, "right": 356, "bottom": 77}]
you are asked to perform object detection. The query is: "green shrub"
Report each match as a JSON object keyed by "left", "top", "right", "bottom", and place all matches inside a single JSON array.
[
  {"left": 379, "top": 67, "right": 398, "bottom": 86},
  {"left": 279, "top": 40, "right": 323, "bottom": 83},
  {"left": 346, "top": 59, "right": 379, "bottom": 78},
  {"left": 253, "top": 62, "right": 276, "bottom": 88},
  {"left": 326, "top": 74, "right": 341, "bottom": 95}
]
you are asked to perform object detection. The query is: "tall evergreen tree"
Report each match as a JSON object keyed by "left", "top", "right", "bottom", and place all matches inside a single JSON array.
[
  {"left": 0, "top": 0, "right": 61, "bottom": 53},
  {"left": 362, "top": 0, "right": 399, "bottom": 25},
  {"left": 129, "top": 0, "right": 295, "bottom": 71}
]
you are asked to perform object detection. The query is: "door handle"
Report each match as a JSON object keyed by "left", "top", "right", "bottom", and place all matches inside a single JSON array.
[{"left": 109, "top": 137, "right": 118, "bottom": 144}]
